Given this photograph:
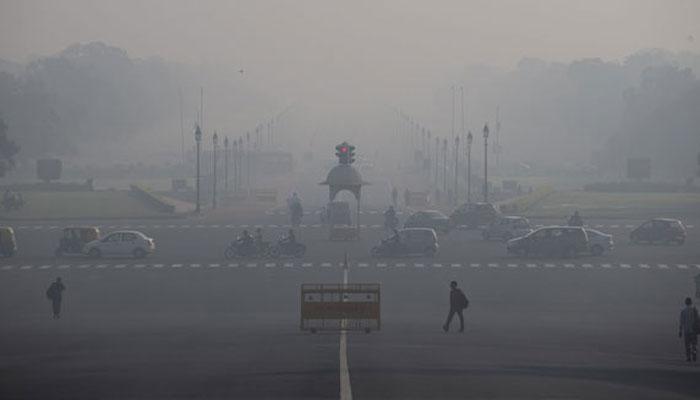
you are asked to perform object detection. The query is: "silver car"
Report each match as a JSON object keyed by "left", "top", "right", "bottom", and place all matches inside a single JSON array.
[
  {"left": 85, "top": 230, "right": 155, "bottom": 259},
  {"left": 482, "top": 216, "right": 533, "bottom": 241},
  {"left": 584, "top": 229, "right": 614, "bottom": 256}
]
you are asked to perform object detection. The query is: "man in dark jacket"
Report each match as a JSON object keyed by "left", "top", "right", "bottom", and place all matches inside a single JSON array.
[
  {"left": 443, "top": 281, "right": 469, "bottom": 333},
  {"left": 46, "top": 277, "right": 65, "bottom": 319},
  {"left": 679, "top": 297, "right": 699, "bottom": 362}
]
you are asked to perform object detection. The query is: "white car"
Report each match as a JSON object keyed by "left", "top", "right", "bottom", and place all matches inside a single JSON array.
[
  {"left": 84, "top": 230, "right": 155, "bottom": 259},
  {"left": 584, "top": 229, "right": 614, "bottom": 256}
]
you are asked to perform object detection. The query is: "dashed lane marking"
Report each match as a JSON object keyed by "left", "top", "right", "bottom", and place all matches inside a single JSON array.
[
  {"left": 659, "top": 264, "right": 669, "bottom": 269},
  {"left": 39, "top": 264, "right": 52, "bottom": 269},
  {"left": 639, "top": 264, "right": 650, "bottom": 269},
  {"left": 189, "top": 263, "right": 201, "bottom": 268},
  {"left": 153, "top": 264, "right": 164, "bottom": 268},
  {"left": 451, "top": 263, "right": 462, "bottom": 268},
  {"left": 57, "top": 264, "right": 71, "bottom": 269},
  {"left": 395, "top": 263, "right": 406, "bottom": 268},
  {"left": 77, "top": 264, "right": 91, "bottom": 269},
  {"left": 265, "top": 263, "right": 277, "bottom": 268},
  {"left": 171, "top": 263, "right": 183, "bottom": 268},
  {"left": 415, "top": 263, "right": 425, "bottom": 268},
  {"left": 470, "top": 263, "right": 480, "bottom": 268},
  {"left": 209, "top": 263, "right": 221, "bottom": 268},
  {"left": 526, "top": 263, "right": 538, "bottom": 268},
  {"left": 507, "top": 263, "right": 518, "bottom": 268},
  {"left": 321, "top": 262, "right": 333, "bottom": 267},
  {"left": 1, "top": 265, "right": 14, "bottom": 270},
  {"left": 488, "top": 263, "right": 499, "bottom": 268},
  {"left": 20, "top": 265, "right": 32, "bottom": 270},
  {"left": 113, "top": 264, "right": 126, "bottom": 269}
]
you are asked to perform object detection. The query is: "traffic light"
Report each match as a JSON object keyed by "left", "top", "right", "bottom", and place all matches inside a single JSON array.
[{"left": 335, "top": 142, "right": 356, "bottom": 164}]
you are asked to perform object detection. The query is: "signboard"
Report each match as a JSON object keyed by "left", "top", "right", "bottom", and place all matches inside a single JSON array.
[
  {"left": 626, "top": 157, "right": 651, "bottom": 180},
  {"left": 300, "top": 283, "right": 380, "bottom": 333}
]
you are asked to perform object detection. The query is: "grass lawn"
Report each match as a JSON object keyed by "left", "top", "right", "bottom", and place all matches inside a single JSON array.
[
  {"left": 523, "top": 191, "right": 700, "bottom": 219},
  {"left": 0, "top": 191, "right": 172, "bottom": 220}
]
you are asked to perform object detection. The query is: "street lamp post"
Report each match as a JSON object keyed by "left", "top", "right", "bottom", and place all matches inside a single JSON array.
[
  {"left": 466, "top": 131, "right": 473, "bottom": 204},
  {"left": 483, "top": 124, "right": 489, "bottom": 203},
  {"left": 442, "top": 138, "right": 448, "bottom": 194},
  {"left": 194, "top": 124, "right": 202, "bottom": 214},
  {"left": 224, "top": 136, "right": 229, "bottom": 193},
  {"left": 246, "top": 132, "right": 251, "bottom": 193},
  {"left": 232, "top": 139, "right": 238, "bottom": 193},
  {"left": 212, "top": 132, "right": 218, "bottom": 209},
  {"left": 454, "top": 135, "right": 460, "bottom": 205},
  {"left": 238, "top": 137, "right": 243, "bottom": 191},
  {"left": 435, "top": 136, "right": 439, "bottom": 187}
]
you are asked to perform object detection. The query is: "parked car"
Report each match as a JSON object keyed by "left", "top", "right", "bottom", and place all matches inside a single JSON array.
[
  {"left": 630, "top": 218, "right": 686, "bottom": 245},
  {"left": 584, "top": 228, "right": 614, "bottom": 256},
  {"left": 450, "top": 202, "right": 501, "bottom": 229},
  {"left": 507, "top": 226, "right": 589, "bottom": 258},
  {"left": 371, "top": 228, "right": 438, "bottom": 258},
  {"left": 55, "top": 226, "right": 100, "bottom": 257},
  {"left": 85, "top": 230, "right": 155, "bottom": 258},
  {"left": 404, "top": 210, "right": 450, "bottom": 234},
  {"left": 482, "top": 216, "right": 532, "bottom": 241},
  {"left": 0, "top": 226, "right": 17, "bottom": 257}
]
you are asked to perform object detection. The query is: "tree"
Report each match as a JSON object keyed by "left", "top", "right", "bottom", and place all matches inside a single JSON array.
[{"left": 0, "top": 117, "right": 20, "bottom": 177}]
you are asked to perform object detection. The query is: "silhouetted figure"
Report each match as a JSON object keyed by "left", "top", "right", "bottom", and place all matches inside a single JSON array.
[
  {"left": 568, "top": 211, "right": 583, "bottom": 227},
  {"left": 679, "top": 297, "right": 699, "bottom": 362},
  {"left": 46, "top": 277, "right": 65, "bottom": 319},
  {"left": 443, "top": 281, "right": 469, "bottom": 333}
]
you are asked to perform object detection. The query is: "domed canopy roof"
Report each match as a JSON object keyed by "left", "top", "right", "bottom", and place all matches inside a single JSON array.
[{"left": 320, "top": 164, "right": 366, "bottom": 187}]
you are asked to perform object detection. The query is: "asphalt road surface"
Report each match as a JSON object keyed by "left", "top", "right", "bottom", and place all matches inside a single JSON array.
[{"left": 1, "top": 210, "right": 700, "bottom": 399}]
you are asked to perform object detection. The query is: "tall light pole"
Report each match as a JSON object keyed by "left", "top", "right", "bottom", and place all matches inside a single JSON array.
[
  {"left": 238, "top": 137, "right": 243, "bottom": 191},
  {"left": 194, "top": 124, "right": 202, "bottom": 214},
  {"left": 454, "top": 135, "right": 460, "bottom": 205},
  {"left": 435, "top": 136, "right": 439, "bottom": 187},
  {"left": 246, "top": 132, "right": 251, "bottom": 192},
  {"left": 224, "top": 136, "right": 229, "bottom": 193},
  {"left": 232, "top": 139, "right": 238, "bottom": 193},
  {"left": 442, "top": 138, "right": 448, "bottom": 194},
  {"left": 483, "top": 124, "right": 489, "bottom": 203},
  {"left": 466, "top": 131, "right": 473, "bottom": 204},
  {"left": 212, "top": 132, "right": 218, "bottom": 209}
]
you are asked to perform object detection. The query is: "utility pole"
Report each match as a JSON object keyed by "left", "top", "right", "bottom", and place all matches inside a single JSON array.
[
  {"left": 179, "top": 89, "right": 185, "bottom": 167},
  {"left": 232, "top": 139, "right": 237, "bottom": 193},
  {"left": 435, "top": 136, "right": 439, "bottom": 187},
  {"left": 212, "top": 132, "right": 218, "bottom": 209},
  {"left": 238, "top": 137, "right": 243, "bottom": 191},
  {"left": 194, "top": 124, "right": 202, "bottom": 214},
  {"left": 483, "top": 124, "right": 490, "bottom": 203},
  {"left": 246, "top": 132, "right": 251, "bottom": 193}
]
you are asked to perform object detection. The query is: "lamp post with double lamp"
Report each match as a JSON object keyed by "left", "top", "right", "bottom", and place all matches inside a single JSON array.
[
  {"left": 466, "top": 131, "right": 473, "bottom": 204},
  {"left": 483, "top": 124, "right": 489, "bottom": 203},
  {"left": 212, "top": 132, "right": 218, "bottom": 210},
  {"left": 454, "top": 135, "right": 460, "bottom": 205},
  {"left": 194, "top": 124, "right": 202, "bottom": 214}
]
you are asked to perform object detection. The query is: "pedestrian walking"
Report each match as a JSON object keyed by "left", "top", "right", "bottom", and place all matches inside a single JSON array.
[
  {"left": 679, "top": 297, "right": 699, "bottom": 362},
  {"left": 46, "top": 277, "right": 65, "bottom": 319},
  {"left": 443, "top": 281, "right": 469, "bottom": 333}
]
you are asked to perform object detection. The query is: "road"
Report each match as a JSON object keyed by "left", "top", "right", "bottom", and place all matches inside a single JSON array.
[{"left": 1, "top": 210, "right": 700, "bottom": 399}]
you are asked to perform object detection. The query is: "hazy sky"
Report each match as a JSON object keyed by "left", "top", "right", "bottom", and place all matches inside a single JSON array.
[{"left": 1, "top": 0, "right": 699, "bottom": 109}]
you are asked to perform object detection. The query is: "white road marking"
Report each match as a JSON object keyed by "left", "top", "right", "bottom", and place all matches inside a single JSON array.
[
  {"left": 302, "top": 262, "right": 313, "bottom": 267},
  {"left": 544, "top": 263, "right": 556, "bottom": 268},
  {"left": 563, "top": 263, "right": 575, "bottom": 268},
  {"left": 1, "top": 265, "right": 13, "bottom": 270},
  {"left": 432, "top": 263, "right": 443, "bottom": 268},
  {"left": 599, "top": 264, "right": 611, "bottom": 269},
  {"left": 677, "top": 264, "right": 688, "bottom": 269},
  {"left": 414, "top": 263, "right": 425, "bottom": 268},
  {"left": 451, "top": 263, "right": 462, "bottom": 268},
  {"left": 284, "top": 262, "right": 294, "bottom": 268},
  {"left": 153, "top": 264, "right": 164, "bottom": 268},
  {"left": 619, "top": 263, "right": 631, "bottom": 269},
  {"left": 113, "top": 264, "right": 126, "bottom": 269},
  {"left": 20, "top": 265, "right": 33, "bottom": 270},
  {"left": 321, "top": 262, "right": 333, "bottom": 267},
  {"left": 246, "top": 263, "right": 257, "bottom": 268},
  {"left": 639, "top": 264, "right": 650, "bottom": 269},
  {"left": 95, "top": 264, "right": 108, "bottom": 269},
  {"left": 227, "top": 263, "right": 239, "bottom": 268},
  {"left": 39, "top": 265, "right": 52, "bottom": 269},
  {"left": 395, "top": 263, "right": 406, "bottom": 268},
  {"left": 488, "top": 263, "right": 499, "bottom": 268},
  {"left": 265, "top": 263, "right": 277, "bottom": 268},
  {"left": 358, "top": 263, "right": 369, "bottom": 268},
  {"left": 190, "top": 263, "right": 201, "bottom": 268},
  {"left": 377, "top": 263, "right": 387, "bottom": 268},
  {"left": 470, "top": 263, "right": 481, "bottom": 268},
  {"left": 209, "top": 263, "right": 221, "bottom": 268},
  {"left": 171, "top": 263, "right": 183, "bottom": 268},
  {"left": 658, "top": 264, "right": 669, "bottom": 269},
  {"left": 77, "top": 264, "right": 91, "bottom": 269},
  {"left": 581, "top": 263, "right": 593, "bottom": 269},
  {"left": 57, "top": 264, "right": 71, "bottom": 269},
  {"left": 133, "top": 264, "right": 146, "bottom": 269},
  {"left": 507, "top": 263, "right": 518, "bottom": 268}
]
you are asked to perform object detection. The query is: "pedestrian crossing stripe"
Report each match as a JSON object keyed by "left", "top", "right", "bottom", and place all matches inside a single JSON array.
[
  {"left": 20, "top": 265, "right": 32, "bottom": 270},
  {"left": 470, "top": 263, "right": 480, "bottom": 268},
  {"left": 190, "top": 263, "right": 201, "bottom": 268},
  {"left": 452, "top": 263, "right": 462, "bottom": 268},
  {"left": 209, "top": 263, "right": 221, "bottom": 268}
]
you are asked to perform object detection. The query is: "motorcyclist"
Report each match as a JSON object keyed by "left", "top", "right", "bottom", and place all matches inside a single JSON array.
[
  {"left": 285, "top": 229, "right": 297, "bottom": 244},
  {"left": 238, "top": 230, "right": 254, "bottom": 247},
  {"left": 568, "top": 211, "right": 584, "bottom": 227},
  {"left": 387, "top": 228, "right": 401, "bottom": 247}
]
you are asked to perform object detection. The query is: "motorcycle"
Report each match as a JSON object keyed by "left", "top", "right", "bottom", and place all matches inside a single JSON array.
[
  {"left": 268, "top": 238, "right": 306, "bottom": 258},
  {"left": 224, "top": 240, "right": 269, "bottom": 259}
]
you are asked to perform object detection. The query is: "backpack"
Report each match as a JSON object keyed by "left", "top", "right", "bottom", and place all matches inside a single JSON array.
[{"left": 459, "top": 291, "right": 469, "bottom": 310}]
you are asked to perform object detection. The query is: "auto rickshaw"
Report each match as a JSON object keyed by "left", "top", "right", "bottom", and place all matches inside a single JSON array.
[
  {"left": 55, "top": 226, "right": 100, "bottom": 257},
  {"left": 0, "top": 226, "right": 17, "bottom": 257}
]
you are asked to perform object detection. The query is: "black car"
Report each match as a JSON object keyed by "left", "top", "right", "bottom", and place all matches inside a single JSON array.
[
  {"left": 449, "top": 202, "right": 501, "bottom": 229},
  {"left": 630, "top": 218, "right": 686, "bottom": 245},
  {"left": 404, "top": 210, "right": 450, "bottom": 234},
  {"left": 507, "top": 226, "right": 589, "bottom": 258}
]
